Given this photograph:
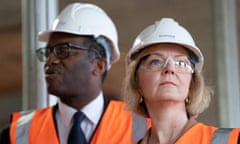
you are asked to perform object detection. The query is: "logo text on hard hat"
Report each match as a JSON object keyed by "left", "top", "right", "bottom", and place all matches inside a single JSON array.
[{"left": 158, "top": 35, "right": 175, "bottom": 39}]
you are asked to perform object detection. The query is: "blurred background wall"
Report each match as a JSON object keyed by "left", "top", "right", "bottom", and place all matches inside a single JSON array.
[{"left": 0, "top": 0, "right": 240, "bottom": 130}]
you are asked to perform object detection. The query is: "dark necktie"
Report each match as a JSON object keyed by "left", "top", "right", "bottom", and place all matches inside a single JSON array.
[{"left": 67, "top": 111, "right": 87, "bottom": 144}]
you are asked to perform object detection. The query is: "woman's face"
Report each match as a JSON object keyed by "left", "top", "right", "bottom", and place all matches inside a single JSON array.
[{"left": 137, "top": 43, "right": 192, "bottom": 104}]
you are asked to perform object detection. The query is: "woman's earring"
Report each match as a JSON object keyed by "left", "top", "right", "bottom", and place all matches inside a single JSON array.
[
  {"left": 140, "top": 96, "right": 143, "bottom": 103},
  {"left": 185, "top": 97, "right": 190, "bottom": 104}
]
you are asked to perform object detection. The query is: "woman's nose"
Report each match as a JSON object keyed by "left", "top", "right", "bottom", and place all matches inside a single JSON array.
[{"left": 162, "top": 58, "right": 176, "bottom": 74}]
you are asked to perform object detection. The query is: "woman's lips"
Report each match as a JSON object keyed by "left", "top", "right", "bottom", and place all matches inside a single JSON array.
[{"left": 160, "top": 81, "right": 176, "bottom": 86}]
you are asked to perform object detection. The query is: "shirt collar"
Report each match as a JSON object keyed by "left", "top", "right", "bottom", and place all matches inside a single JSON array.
[{"left": 58, "top": 92, "right": 104, "bottom": 127}]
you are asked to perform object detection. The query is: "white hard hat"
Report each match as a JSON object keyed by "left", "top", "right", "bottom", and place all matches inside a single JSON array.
[
  {"left": 126, "top": 18, "right": 204, "bottom": 72},
  {"left": 38, "top": 2, "right": 120, "bottom": 64}
]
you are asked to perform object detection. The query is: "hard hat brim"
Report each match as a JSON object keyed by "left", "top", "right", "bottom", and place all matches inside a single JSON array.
[{"left": 38, "top": 29, "right": 94, "bottom": 42}]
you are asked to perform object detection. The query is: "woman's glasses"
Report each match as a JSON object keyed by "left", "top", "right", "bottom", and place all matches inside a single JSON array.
[{"left": 139, "top": 53, "right": 194, "bottom": 74}]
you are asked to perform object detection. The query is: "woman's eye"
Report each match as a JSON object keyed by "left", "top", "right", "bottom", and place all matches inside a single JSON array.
[
  {"left": 149, "top": 59, "right": 161, "bottom": 66},
  {"left": 175, "top": 61, "right": 186, "bottom": 67}
]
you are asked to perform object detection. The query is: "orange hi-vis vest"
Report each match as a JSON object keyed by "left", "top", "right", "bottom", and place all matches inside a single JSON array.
[
  {"left": 10, "top": 101, "right": 151, "bottom": 144},
  {"left": 176, "top": 123, "right": 240, "bottom": 144}
]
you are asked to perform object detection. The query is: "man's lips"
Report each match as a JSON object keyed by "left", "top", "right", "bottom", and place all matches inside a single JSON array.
[
  {"left": 45, "top": 72, "right": 57, "bottom": 77},
  {"left": 45, "top": 67, "right": 59, "bottom": 80},
  {"left": 45, "top": 73, "right": 58, "bottom": 81},
  {"left": 45, "top": 69, "right": 57, "bottom": 75},
  {"left": 45, "top": 65, "right": 59, "bottom": 74}
]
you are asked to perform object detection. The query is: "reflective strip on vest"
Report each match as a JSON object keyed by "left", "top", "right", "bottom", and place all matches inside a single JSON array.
[
  {"left": 211, "top": 128, "right": 233, "bottom": 144},
  {"left": 132, "top": 113, "right": 148, "bottom": 142},
  {"left": 15, "top": 110, "right": 35, "bottom": 144}
]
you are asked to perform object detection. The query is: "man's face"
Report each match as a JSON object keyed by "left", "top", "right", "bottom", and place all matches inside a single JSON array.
[{"left": 44, "top": 33, "right": 99, "bottom": 104}]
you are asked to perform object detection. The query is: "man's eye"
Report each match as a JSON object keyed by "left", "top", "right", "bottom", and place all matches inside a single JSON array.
[
  {"left": 56, "top": 47, "right": 68, "bottom": 53},
  {"left": 45, "top": 48, "right": 52, "bottom": 56}
]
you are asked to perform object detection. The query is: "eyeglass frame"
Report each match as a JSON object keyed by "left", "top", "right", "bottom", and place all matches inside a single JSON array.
[
  {"left": 137, "top": 53, "right": 194, "bottom": 74},
  {"left": 35, "top": 42, "right": 102, "bottom": 62}
]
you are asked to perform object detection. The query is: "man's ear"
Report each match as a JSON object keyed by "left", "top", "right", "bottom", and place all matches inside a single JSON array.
[{"left": 92, "top": 59, "right": 107, "bottom": 76}]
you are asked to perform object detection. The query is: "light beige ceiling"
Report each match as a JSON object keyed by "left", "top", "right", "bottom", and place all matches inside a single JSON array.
[{"left": 0, "top": 0, "right": 21, "bottom": 29}]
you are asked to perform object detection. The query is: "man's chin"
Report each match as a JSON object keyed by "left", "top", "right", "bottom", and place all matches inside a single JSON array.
[{"left": 47, "top": 87, "right": 60, "bottom": 97}]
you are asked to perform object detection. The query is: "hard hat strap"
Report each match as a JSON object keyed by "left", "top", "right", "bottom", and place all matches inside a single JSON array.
[
  {"left": 96, "top": 36, "right": 111, "bottom": 70},
  {"left": 184, "top": 47, "right": 199, "bottom": 68}
]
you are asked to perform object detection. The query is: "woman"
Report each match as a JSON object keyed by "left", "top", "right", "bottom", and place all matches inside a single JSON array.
[{"left": 122, "top": 18, "right": 240, "bottom": 144}]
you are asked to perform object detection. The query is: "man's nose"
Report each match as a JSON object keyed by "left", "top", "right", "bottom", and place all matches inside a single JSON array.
[{"left": 45, "top": 53, "right": 60, "bottom": 65}]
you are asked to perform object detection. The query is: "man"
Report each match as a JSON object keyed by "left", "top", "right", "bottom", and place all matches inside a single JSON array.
[{"left": 0, "top": 3, "right": 150, "bottom": 144}]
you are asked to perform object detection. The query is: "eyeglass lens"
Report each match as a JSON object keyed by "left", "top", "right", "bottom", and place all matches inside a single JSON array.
[{"left": 140, "top": 54, "right": 194, "bottom": 73}]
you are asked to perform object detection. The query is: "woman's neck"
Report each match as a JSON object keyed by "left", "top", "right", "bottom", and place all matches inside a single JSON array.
[{"left": 146, "top": 101, "right": 192, "bottom": 144}]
